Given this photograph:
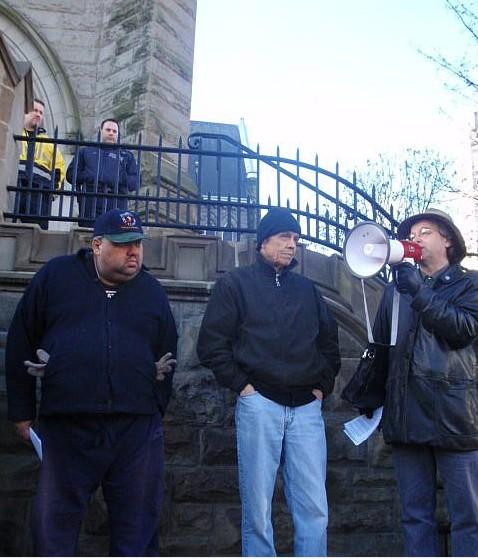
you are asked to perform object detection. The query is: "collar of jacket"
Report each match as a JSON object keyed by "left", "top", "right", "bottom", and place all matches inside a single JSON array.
[
  {"left": 23, "top": 127, "right": 47, "bottom": 136},
  {"left": 424, "top": 263, "right": 466, "bottom": 288},
  {"left": 255, "top": 252, "right": 298, "bottom": 277}
]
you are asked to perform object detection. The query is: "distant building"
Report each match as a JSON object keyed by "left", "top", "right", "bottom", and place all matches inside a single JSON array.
[{"left": 188, "top": 120, "right": 258, "bottom": 240}]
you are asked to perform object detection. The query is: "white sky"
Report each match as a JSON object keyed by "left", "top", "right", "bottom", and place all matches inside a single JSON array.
[{"left": 190, "top": 0, "right": 477, "bottom": 175}]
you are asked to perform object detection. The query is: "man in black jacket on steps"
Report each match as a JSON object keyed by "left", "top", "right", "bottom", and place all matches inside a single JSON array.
[{"left": 197, "top": 207, "right": 340, "bottom": 557}]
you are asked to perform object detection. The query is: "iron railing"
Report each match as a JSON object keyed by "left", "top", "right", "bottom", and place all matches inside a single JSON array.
[{"left": 6, "top": 129, "right": 399, "bottom": 254}]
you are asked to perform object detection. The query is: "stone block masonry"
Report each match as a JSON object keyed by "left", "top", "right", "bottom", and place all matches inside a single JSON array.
[{"left": 0, "top": 224, "right": 430, "bottom": 555}]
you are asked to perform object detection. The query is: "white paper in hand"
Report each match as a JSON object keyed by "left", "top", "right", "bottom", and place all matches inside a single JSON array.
[
  {"left": 343, "top": 407, "right": 383, "bottom": 446},
  {"left": 29, "top": 427, "right": 43, "bottom": 461}
]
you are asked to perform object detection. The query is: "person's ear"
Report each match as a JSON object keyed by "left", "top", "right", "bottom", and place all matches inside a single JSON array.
[{"left": 92, "top": 238, "right": 102, "bottom": 254}]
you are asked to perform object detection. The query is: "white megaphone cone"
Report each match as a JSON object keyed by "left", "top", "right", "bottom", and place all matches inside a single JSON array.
[{"left": 343, "top": 221, "right": 422, "bottom": 279}]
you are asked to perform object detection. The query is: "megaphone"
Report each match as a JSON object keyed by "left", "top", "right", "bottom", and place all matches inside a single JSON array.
[{"left": 343, "top": 221, "right": 422, "bottom": 279}]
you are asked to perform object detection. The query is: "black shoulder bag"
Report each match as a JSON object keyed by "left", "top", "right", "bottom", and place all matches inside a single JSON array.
[{"left": 341, "top": 280, "right": 399, "bottom": 410}]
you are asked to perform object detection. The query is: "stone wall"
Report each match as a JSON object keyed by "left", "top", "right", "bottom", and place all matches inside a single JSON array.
[{"left": 0, "top": 222, "right": 425, "bottom": 556}]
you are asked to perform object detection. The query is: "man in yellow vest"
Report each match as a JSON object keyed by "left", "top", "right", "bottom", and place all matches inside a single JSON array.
[{"left": 16, "top": 99, "right": 66, "bottom": 230}]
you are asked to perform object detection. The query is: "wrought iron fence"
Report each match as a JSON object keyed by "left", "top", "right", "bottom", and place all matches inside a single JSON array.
[{"left": 5, "top": 129, "right": 399, "bottom": 254}]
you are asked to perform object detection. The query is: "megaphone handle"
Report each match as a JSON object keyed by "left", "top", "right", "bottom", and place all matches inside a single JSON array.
[
  {"left": 361, "top": 279, "right": 400, "bottom": 347},
  {"left": 361, "top": 279, "right": 375, "bottom": 344},
  {"left": 390, "top": 288, "right": 399, "bottom": 346}
]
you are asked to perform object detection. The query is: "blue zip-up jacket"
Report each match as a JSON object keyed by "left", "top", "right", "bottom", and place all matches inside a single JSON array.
[
  {"left": 66, "top": 145, "right": 138, "bottom": 216},
  {"left": 6, "top": 249, "right": 177, "bottom": 422},
  {"left": 66, "top": 145, "right": 138, "bottom": 194}
]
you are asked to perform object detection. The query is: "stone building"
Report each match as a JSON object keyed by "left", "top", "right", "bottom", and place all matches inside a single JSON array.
[
  {"left": 0, "top": 0, "right": 453, "bottom": 556},
  {"left": 0, "top": 0, "right": 196, "bottom": 144}
]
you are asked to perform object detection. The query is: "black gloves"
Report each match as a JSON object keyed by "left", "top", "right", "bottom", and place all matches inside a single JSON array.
[
  {"left": 359, "top": 408, "right": 374, "bottom": 419},
  {"left": 392, "top": 262, "right": 422, "bottom": 296}
]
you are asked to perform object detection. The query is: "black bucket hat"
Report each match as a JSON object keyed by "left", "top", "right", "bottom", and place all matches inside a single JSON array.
[{"left": 397, "top": 208, "right": 466, "bottom": 263}]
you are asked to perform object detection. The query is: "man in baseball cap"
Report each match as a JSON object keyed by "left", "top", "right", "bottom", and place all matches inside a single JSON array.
[
  {"left": 92, "top": 209, "right": 146, "bottom": 285},
  {"left": 6, "top": 205, "right": 178, "bottom": 555}
]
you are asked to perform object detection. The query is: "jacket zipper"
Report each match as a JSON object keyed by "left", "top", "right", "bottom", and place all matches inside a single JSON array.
[
  {"left": 275, "top": 273, "right": 281, "bottom": 287},
  {"left": 105, "top": 297, "right": 114, "bottom": 412}
]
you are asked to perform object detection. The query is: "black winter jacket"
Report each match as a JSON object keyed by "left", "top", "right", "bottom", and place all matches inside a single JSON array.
[
  {"left": 6, "top": 249, "right": 177, "bottom": 422},
  {"left": 372, "top": 264, "right": 478, "bottom": 450},
  {"left": 197, "top": 256, "right": 341, "bottom": 406}
]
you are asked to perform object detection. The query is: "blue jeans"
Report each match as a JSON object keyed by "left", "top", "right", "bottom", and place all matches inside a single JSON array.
[
  {"left": 235, "top": 392, "right": 328, "bottom": 557},
  {"left": 392, "top": 443, "right": 478, "bottom": 557}
]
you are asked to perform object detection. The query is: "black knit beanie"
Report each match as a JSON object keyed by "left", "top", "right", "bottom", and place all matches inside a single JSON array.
[{"left": 256, "top": 208, "right": 301, "bottom": 251}]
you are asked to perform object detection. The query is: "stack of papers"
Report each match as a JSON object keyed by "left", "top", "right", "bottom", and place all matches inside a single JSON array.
[
  {"left": 29, "top": 427, "right": 42, "bottom": 461},
  {"left": 343, "top": 406, "right": 383, "bottom": 446}
]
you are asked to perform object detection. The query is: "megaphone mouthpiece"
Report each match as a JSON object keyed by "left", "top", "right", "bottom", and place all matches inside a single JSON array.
[{"left": 363, "top": 243, "right": 388, "bottom": 259}]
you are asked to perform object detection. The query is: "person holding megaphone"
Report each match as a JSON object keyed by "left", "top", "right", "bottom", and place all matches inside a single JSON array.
[{"left": 346, "top": 208, "right": 478, "bottom": 556}]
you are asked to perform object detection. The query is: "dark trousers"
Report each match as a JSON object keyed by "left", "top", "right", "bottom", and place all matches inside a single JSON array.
[
  {"left": 16, "top": 176, "right": 52, "bottom": 230},
  {"left": 32, "top": 413, "right": 165, "bottom": 556},
  {"left": 392, "top": 443, "right": 478, "bottom": 557}
]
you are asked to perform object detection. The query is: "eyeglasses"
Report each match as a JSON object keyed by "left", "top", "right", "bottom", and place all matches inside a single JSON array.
[{"left": 407, "top": 226, "right": 438, "bottom": 242}]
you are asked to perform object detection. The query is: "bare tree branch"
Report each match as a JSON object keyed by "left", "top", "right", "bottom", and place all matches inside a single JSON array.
[
  {"left": 419, "top": 49, "right": 478, "bottom": 91},
  {"left": 420, "top": 0, "right": 478, "bottom": 93},
  {"left": 445, "top": 0, "right": 478, "bottom": 43},
  {"left": 355, "top": 149, "right": 460, "bottom": 220}
]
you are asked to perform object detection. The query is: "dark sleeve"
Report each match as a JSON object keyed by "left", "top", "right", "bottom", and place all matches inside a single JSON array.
[
  {"left": 66, "top": 149, "right": 87, "bottom": 186},
  {"left": 154, "top": 288, "right": 178, "bottom": 414},
  {"left": 5, "top": 269, "right": 48, "bottom": 422},
  {"left": 197, "top": 276, "right": 249, "bottom": 393},
  {"left": 121, "top": 152, "right": 139, "bottom": 192},
  {"left": 411, "top": 277, "right": 478, "bottom": 348},
  {"left": 314, "top": 287, "right": 341, "bottom": 397}
]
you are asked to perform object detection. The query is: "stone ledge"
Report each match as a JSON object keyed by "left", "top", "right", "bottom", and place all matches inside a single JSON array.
[{"left": 0, "top": 270, "right": 214, "bottom": 300}]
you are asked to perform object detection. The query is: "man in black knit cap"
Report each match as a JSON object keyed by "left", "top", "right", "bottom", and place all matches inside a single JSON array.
[{"left": 197, "top": 207, "right": 340, "bottom": 557}]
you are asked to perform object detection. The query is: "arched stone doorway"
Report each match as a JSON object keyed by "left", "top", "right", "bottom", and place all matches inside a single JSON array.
[
  {"left": 0, "top": 4, "right": 81, "bottom": 229},
  {"left": 0, "top": 4, "right": 79, "bottom": 136}
]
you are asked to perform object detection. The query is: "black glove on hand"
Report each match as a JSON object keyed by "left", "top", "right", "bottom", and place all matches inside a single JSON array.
[
  {"left": 392, "top": 261, "right": 422, "bottom": 296},
  {"left": 359, "top": 408, "right": 374, "bottom": 419}
]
